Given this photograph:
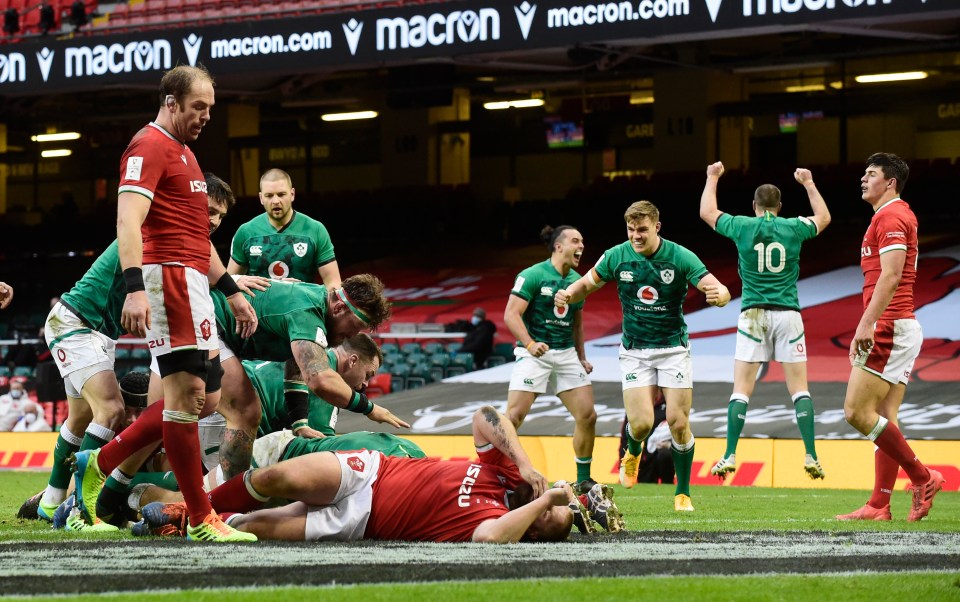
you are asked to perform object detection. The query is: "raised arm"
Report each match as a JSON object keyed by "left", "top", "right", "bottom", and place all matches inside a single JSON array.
[
  {"left": 699, "top": 161, "right": 725, "bottom": 229},
  {"left": 555, "top": 268, "right": 605, "bottom": 308},
  {"left": 472, "top": 405, "right": 546, "bottom": 498},
  {"left": 0, "top": 282, "right": 13, "bottom": 310},
  {"left": 696, "top": 273, "right": 731, "bottom": 308},
  {"left": 794, "top": 168, "right": 831, "bottom": 234}
]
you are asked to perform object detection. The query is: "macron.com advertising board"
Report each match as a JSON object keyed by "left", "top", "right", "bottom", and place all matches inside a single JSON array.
[{"left": 0, "top": 0, "right": 954, "bottom": 93}]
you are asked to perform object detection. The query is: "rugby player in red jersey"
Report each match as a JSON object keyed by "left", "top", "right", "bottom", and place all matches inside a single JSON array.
[{"left": 837, "top": 152, "right": 944, "bottom": 522}]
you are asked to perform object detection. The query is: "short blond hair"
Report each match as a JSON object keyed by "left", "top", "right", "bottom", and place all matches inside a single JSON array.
[{"left": 624, "top": 200, "right": 659, "bottom": 224}]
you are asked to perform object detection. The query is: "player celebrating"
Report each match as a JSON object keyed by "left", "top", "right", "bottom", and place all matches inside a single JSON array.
[
  {"left": 504, "top": 225, "right": 597, "bottom": 494},
  {"left": 228, "top": 168, "right": 340, "bottom": 288},
  {"left": 836, "top": 152, "right": 944, "bottom": 522},
  {"left": 699, "top": 162, "right": 831, "bottom": 480},
  {"left": 556, "top": 201, "right": 730, "bottom": 512}
]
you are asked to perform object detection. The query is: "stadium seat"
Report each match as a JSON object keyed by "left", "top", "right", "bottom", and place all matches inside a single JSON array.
[
  {"left": 383, "top": 351, "right": 403, "bottom": 367},
  {"left": 421, "top": 342, "right": 445, "bottom": 355},
  {"left": 404, "top": 352, "right": 427, "bottom": 367},
  {"left": 405, "top": 363, "right": 431, "bottom": 389},
  {"left": 0, "top": 366, "right": 9, "bottom": 377},
  {"left": 365, "top": 373, "right": 391, "bottom": 399},
  {"left": 114, "top": 346, "right": 132, "bottom": 360},
  {"left": 428, "top": 352, "right": 450, "bottom": 382},
  {"left": 131, "top": 347, "right": 151, "bottom": 360},
  {"left": 380, "top": 342, "right": 399, "bottom": 356},
  {"left": 389, "top": 363, "right": 410, "bottom": 392},
  {"left": 13, "top": 366, "right": 34, "bottom": 378},
  {"left": 400, "top": 342, "right": 422, "bottom": 355},
  {"left": 444, "top": 342, "right": 462, "bottom": 354},
  {"left": 0, "top": 376, "right": 8, "bottom": 389},
  {"left": 446, "top": 353, "right": 475, "bottom": 377}
]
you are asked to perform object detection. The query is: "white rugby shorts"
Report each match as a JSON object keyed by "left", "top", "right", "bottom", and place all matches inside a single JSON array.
[
  {"left": 735, "top": 308, "right": 807, "bottom": 363},
  {"left": 143, "top": 264, "right": 219, "bottom": 357},
  {"left": 45, "top": 302, "right": 116, "bottom": 398},
  {"left": 619, "top": 344, "right": 692, "bottom": 390},
  {"left": 304, "top": 450, "right": 381, "bottom": 542},
  {"left": 854, "top": 318, "right": 922, "bottom": 385},
  {"left": 508, "top": 347, "right": 591, "bottom": 394}
]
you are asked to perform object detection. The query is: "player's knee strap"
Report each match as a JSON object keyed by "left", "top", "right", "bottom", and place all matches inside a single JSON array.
[
  {"left": 156, "top": 349, "right": 208, "bottom": 379},
  {"left": 205, "top": 354, "right": 223, "bottom": 393}
]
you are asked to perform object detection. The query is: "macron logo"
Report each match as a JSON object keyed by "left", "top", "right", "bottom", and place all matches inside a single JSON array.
[
  {"left": 36, "top": 47, "right": 54, "bottom": 82},
  {"left": 343, "top": 19, "right": 363, "bottom": 56},
  {"left": 514, "top": 2, "right": 536, "bottom": 40},
  {"left": 704, "top": 0, "right": 723, "bottom": 23},
  {"left": 183, "top": 34, "right": 202, "bottom": 66}
]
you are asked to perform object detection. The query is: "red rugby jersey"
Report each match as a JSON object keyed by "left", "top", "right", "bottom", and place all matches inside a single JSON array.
[{"left": 860, "top": 198, "right": 918, "bottom": 319}]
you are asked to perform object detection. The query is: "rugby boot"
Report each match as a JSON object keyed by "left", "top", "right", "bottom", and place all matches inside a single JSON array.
[
  {"left": 804, "top": 454, "right": 825, "bottom": 480},
  {"left": 674, "top": 494, "right": 695, "bottom": 512},
  {"left": 70, "top": 449, "right": 106, "bottom": 524},
  {"left": 710, "top": 455, "right": 737, "bottom": 481},
  {"left": 619, "top": 452, "right": 639, "bottom": 489},
  {"left": 835, "top": 503, "right": 892, "bottom": 521},
  {"left": 907, "top": 469, "right": 945, "bottom": 522},
  {"left": 186, "top": 511, "right": 257, "bottom": 542}
]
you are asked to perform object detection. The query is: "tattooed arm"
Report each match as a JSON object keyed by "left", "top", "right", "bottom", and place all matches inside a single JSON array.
[
  {"left": 472, "top": 406, "right": 547, "bottom": 499},
  {"left": 288, "top": 340, "right": 409, "bottom": 429},
  {"left": 289, "top": 340, "right": 354, "bottom": 407}
]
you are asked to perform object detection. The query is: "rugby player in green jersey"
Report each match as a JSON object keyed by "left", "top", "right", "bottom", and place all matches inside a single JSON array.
[
  {"left": 556, "top": 201, "right": 730, "bottom": 512},
  {"left": 227, "top": 168, "right": 341, "bottom": 289},
  {"left": 20, "top": 174, "right": 248, "bottom": 525},
  {"left": 505, "top": 225, "right": 598, "bottom": 495},
  {"left": 699, "top": 162, "right": 831, "bottom": 481},
  {"left": 210, "top": 274, "right": 401, "bottom": 481}
]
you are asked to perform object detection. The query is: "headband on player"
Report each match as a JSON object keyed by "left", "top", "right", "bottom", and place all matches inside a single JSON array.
[{"left": 336, "top": 288, "right": 371, "bottom": 325}]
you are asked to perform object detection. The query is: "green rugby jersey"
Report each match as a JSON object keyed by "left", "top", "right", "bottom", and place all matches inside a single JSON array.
[
  {"left": 214, "top": 280, "right": 330, "bottom": 362},
  {"left": 279, "top": 431, "right": 426, "bottom": 463},
  {"left": 594, "top": 239, "right": 708, "bottom": 350},
  {"left": 510, "top": 259, "right": 583, "bottom": 350},
  {"left": 230, "top": 211, "right": 335, "bottom": 282},
  {"left": 58, "top": 240, "right": 126, "bottom": 341},
  {"left": 245, "top": 358, "right": 338, "bottom": 437},
  {"left": 716, "top": 212, "right": 817, "bottom": 311}
]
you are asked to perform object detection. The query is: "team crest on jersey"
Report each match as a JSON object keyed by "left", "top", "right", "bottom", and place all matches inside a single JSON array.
[
  {"left": 315, "top": 327, "right": 328, "bottom": 347},
  {"left": 269, "top": 261, "right": 290, "bottom": 279},
  {"left": 346, "top": 456, "right": 365, "bottom": 472},
  {"left": 199, "top": 319, "right": 212, "bottom": 341},
  {"left": 637, "top": 286, "right": 659, "bottom": 305},
  {"left": 293, "top": 242, "right": 308, "bottom": 258},
  {"left": 660, "top": 269, "right": 674, "bottom": 284},
  {"left": 553, "top": 304, "right": 569, "bottom": 319}
]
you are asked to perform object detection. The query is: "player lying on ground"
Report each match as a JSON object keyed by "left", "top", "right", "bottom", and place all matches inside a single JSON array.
[{"left": 137, "top": 406, "right": 622, "bottom": 542}]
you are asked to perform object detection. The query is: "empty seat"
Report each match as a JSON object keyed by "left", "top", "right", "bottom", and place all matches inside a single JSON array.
[
  {"left": 422, "top": 342, "right": 445, "bottom": 355},
  {"left": 365, "top": 373, "right": 392, "bottom": 399},
  {"left": 400, "top": 342, "right": 422, "bottom": 355}
]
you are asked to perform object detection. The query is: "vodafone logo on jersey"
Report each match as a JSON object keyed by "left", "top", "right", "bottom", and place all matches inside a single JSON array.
[
  {"left": 269, "top": 261, "right": 290, "bottom": 279},
  {"left": 553, "top": 304, "right": 569, "bottom": 319},
  {"left": 637, "top": 285, "right": 659, "bottom": 305}
]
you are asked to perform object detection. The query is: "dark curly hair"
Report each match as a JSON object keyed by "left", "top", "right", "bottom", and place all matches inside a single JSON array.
[
  {"left": 119, "top": 370, "right": 150, "bottom": 408},
  {"left": 341, "top": 274, "right": 391, "bottom": 329}
]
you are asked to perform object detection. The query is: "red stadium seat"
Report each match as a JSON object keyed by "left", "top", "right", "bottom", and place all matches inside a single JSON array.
[
  {"left": 365, "top": 373, "right": 392, "bottom": 399},
  {"left": 163, "top": 0, "right": 184, "bottom": 15}
]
